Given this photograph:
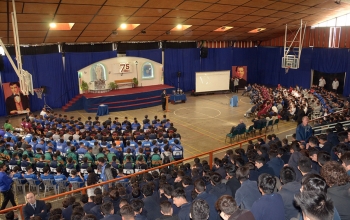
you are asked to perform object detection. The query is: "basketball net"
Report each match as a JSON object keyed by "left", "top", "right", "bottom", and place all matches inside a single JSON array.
[
  {"left": 285, "top": 66, "right": 290, "bottom": 74},
  {"left": 34, "top": 88, "right": 43, "bottom": 99}
]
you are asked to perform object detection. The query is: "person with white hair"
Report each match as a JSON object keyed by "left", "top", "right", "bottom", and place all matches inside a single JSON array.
[{"left": 229, "top": 119, "right": 246, "bottom": 134}]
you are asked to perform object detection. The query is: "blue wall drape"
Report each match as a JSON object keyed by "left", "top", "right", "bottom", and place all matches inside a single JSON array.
[
  {"left": 126, "top": 49, "right": 162, "bottom": 64},
  {"left": 345, "top": 55, "right": 350, "bottom": 96},
  {"left": 311, "top": 48, "right": 348, "bottom": 73},
  {"left": 200, "top": 48, "right": 233, "bottom": 72},
  {"left": 164, "top": 48, "right": 200, "bottom": 92},
  {"left": 0, "top": 74, "right": 6, "bottom": 116},
  {"left": 0, "top": 53, "right": 64, "bottom": 113},
  {"left": 63, "top": 51, "right": 117, "bottom": 104}
]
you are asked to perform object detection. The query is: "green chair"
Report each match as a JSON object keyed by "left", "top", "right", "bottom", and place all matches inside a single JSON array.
[
  {"left": 238, "top": 128, "right": 246, "bottom": 140},
  {"left": 266, "top": 120, "right": 274, "bottom": 132},
  {"left": 225, "top": 130, "right": 238, "bottom": 144},
  {"left": 245, "top": 125, "right": 254, "bottom": 138},
  {"left": 255, "top": 123, "right": 262, "bottom": 135},
  {"left": 273, "top": 119, "right": 280, "bottom": 130}
]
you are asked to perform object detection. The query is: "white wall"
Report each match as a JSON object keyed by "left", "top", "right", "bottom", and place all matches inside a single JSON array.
[{"left": 78, "top": 56, "right": 163, "bottom": 93}]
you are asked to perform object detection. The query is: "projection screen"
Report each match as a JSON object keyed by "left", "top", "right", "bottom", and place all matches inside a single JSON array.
[{"left": 195, "top": 70, "right": 230, "bottom": 93}]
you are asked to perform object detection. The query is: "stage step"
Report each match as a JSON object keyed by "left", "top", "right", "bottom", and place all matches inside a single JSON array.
[
  {"left": 62, "top": 85, "right": 174, "bottom": 113},
  {"left": 62, "top": 94, "right": 85, "bottom": 112}
]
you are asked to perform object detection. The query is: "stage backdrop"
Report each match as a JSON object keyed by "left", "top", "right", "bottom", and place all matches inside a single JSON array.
[
  {"left": 3, "top": 82, "right": 30, "bottom": 115},
  {"left": 78, "top": 56, "right": 163, "bottom": 93}
]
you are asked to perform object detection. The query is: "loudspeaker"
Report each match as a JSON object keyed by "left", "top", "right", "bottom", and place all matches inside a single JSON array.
[
  {"left": 41, "top": 86, "right": 47, "bottom": 94},
  {"left": 200, "top": 47, "right": 208, "bottom": 58},
  {"left": 0, "top": 55, "right": 4, "bottom": 71},
  {"left": 177, "top": 71, "right": 181, "bottom": 77}
]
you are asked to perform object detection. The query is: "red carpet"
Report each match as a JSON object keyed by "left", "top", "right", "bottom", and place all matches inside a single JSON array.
[{"left": 83, "top": 84, "right": 174, "bottom": 98}]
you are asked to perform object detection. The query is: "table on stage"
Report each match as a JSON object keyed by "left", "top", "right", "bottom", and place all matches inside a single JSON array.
[
  {"left": 97, "top": 104, "right": 109, "bottom": 116},
  {"left": 170, "top": 94, "right": 187, "bottom": 104}
]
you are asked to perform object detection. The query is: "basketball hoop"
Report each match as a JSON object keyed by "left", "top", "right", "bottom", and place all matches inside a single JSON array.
[
  {"left": 285, "top": 66, "right": 290, "bottom": 74},
  {"left": 34, "top": 88, "right": 43, "bottom": 99}
]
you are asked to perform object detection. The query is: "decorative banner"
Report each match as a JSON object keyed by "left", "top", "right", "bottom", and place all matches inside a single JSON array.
[
  {"left": 232, "top": 66, "right": 247, "bottom": 80},
  {"left": 119, "top": 62, "right": 132, "bottom": 73},
  {"left": 232, "top": 66, "right": 248, "bottom": 88},
  {"left": 3, "top": 82, "right": 30, "bottom": 115}
]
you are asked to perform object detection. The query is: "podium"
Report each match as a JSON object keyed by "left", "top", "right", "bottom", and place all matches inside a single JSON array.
[
  {"left": 230, "top": 95, "right": 238, "bottom": 107},
  {"left": 165, "top": 96, "right": 170, "bottom": 112}
]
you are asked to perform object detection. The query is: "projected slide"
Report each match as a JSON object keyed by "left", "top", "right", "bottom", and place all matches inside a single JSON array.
[{"left": 195, "top": 70, "right": 230, "bottom": 93}]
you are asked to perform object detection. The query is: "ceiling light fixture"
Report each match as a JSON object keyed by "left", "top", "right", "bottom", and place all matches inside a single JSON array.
[
  {"left": 120, "top": 23, "right": 127, "bottom": 29},
  {"left": 214, "top": 26, "right": 233, "bottom": 32},
  {"left": 49, "top": 23, "right": 75, "bottom": 30},
  {"left": 248, "top": 28, "right": 266, "bottom": 33},
  {"left": 171, "top": 25, "right": 191, "bottom": 31}
]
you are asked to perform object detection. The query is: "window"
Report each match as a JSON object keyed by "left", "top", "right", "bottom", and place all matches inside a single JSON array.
[
  {"left": 312, "top": 13, "right": 350, "bottom": 27},
  {"left": 141, "top": 62, "right": 154, "bottom": 79}
]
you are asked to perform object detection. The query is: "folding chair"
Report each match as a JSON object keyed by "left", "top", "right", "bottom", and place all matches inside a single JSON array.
[
  {"left": 123, "top": 169, "right": 134, "bottom": 175},
  {"left": 66, "top": 168, "right": 73, "bottom": 174},
  {"left": 26, "top": 179, "right": 40, "bottom": 197},
  {"left": 12, "top": 178, "right": 26, "bottom": 195},
  {"left": 9, "top": 165, "right": 17, "bottom": 171},
  {"left": 36, "top": 167, "right": 44, "bottom": 174},
  {"left": 273, "top": 119, "right": 280, "bottom": 130},
  {"left": 225, "top": 130, "right": 238, "bottom": 144},
  {"left": 56, "top": 180, "right": 69, "bottom": 194},
  {"left": 50, "top": 167, "right": 57, "bottom": 174},
  {"left": 42, "top": 179, "right": 57, "bottom": 197},
  {"left": 266, "top": 120, "right": 274, "bottom": 132},
  {"left": 70, "top": 182, "right": 81, "bottom": 195}
]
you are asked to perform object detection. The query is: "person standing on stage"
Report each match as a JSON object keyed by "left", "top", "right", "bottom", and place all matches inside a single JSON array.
[
  {"left": 0, "top": 163, "right": 17, "bottom": 210},
  {"left": 234, "top": 77, "right": 239, "bottom": 93},
  {"left": 332, "top": 78, "right": 339, "bottom": 93},
  {"left": 161, "top": 90, "right": 167, "bottom": 111},
  {"left": 319, "top": 76, "right": 326, "bottom": 88}
]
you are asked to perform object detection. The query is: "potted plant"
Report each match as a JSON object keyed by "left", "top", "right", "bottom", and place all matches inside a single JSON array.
[
  {"left": 81, "top": 80, "right": 89, "bottom": 93},
  {"left": 133, "top": 77, "right": 139, "bottom": 87},
  {"left": 109, "top": 82, "right": 118, "bottom": 90}
]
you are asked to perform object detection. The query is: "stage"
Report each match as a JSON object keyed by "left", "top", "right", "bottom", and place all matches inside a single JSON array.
[{"left": 62, "top": 85, "right": 175, "bottom": 113}]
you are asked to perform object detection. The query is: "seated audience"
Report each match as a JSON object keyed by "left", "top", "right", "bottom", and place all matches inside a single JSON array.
[
  {"left": 215, "top": 195, "right": 254, "bottom": 220},
  {"left": 251, "top": 173, "right": 285, "bottom": 220}
]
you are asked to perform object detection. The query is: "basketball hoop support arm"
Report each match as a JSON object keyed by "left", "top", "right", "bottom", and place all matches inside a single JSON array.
[
  {"left": 0, "top": 0, "right": 33, "bottom": 95},
  {"left": 282, "top": 19, "right": 307, "bottom": 70}
]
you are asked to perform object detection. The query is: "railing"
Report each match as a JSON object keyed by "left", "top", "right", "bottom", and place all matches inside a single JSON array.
[
  {"left": 0, "top": 134, "right": 266, "bottom": 219},
  {"left": 309, "top": 109, "right": 346, "bottom": 125},
  {"left": 285, "top": 108, "right": 348, "bottom": 141}
]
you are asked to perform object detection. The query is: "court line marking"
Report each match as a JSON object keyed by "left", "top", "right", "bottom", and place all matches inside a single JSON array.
[{"left": 173, "top": 107, "right": 221, "bottom": 119}]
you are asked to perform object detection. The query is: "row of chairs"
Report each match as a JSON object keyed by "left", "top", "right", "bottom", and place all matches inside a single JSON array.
[
  {"left": 225, "top": 119, "right": 279, "bottom": 143},
  {"left": 12, "top": 178, "right": 71, "bottom": 198}
]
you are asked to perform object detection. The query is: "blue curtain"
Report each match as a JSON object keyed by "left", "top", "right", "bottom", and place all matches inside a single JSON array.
[
  {"left": 0, "top": 73, "right": 6, "bottom": 116},
  {"left": 344, "top": 51, "right": 350, "bottom": 96},
  {"left": 311, "top": 48, "right": 348, "bottom": 73},
  {"left": 0, "top": 53, "right": 65, "bottom": 114},
  {"left": 126, "top": 49, "right": 162, "bottom": 64},
  {"left": 164, "top": 48, "right": 200, "bottom": 92},
  {"left": 63, "top": 51, "right": 117, "bottom": 104},
  {"left": 200, "top": 48, "right": 233, "bottom": 72},
  {"left": 21, "top": 53, "right": 65, "bottom": 111}
]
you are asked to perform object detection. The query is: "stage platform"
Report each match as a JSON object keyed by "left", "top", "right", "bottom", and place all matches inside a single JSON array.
[{"left": 62, "top": 85, "right": 175, "bottom": 113}]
